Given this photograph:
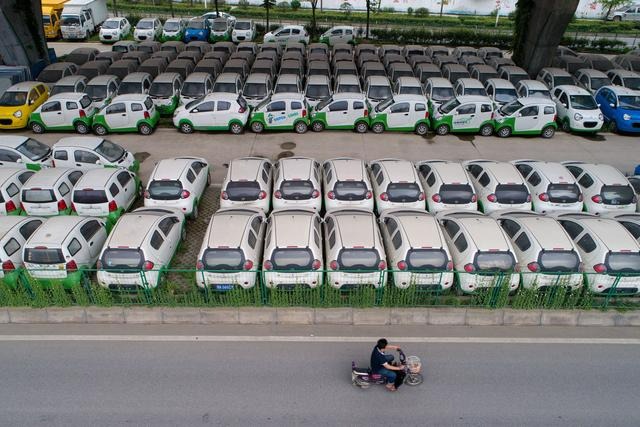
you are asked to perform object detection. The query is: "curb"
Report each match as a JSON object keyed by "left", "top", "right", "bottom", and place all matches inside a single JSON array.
[{"left": 1, "top": 307, "right": 639, "bottom": 326}]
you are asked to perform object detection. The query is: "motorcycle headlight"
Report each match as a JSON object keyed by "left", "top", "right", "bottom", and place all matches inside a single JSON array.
[
  {"left": 574, "top": 113, "right": 583, "bottom": 121},
  {"left": 13, "top": 110, "right": 22, "bottom": 118},
  {"left": 623, "top": 114, "right": 631, "bottom": 121}
]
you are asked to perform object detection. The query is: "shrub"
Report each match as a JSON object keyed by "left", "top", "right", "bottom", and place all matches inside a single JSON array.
[
  {"left": 276, "top": 1, "right": 290, "bottom": 9},
  {"left": 381, "top": 7, "right": 395, "bottom": 13},
  {"left": 407, "top": 7, "right": 413, "bottom": 16},
  {"left": 414, "top": 7, "right": 429, "bottom": 17},
  {"left": 291, "top": 0, "right": 301, "bottom": 10},
  {"left": 238, "top": 0, "right": 250, "bottom": 8},
  {"left": 340, "top": 2, "right": 353, "bottom": 15}
]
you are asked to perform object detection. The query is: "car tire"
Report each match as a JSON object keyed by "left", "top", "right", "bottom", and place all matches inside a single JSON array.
[
  {"left": 139, "top": 123, "right": 153, "bottom": 135},
  {"left": 415, "top": 122, "right": 429, "bottom": 136},
  {"left": 613, "top": 16, "right": 622, "bottom": 22},
  {"left": 541, "top": 125, "right": 555, "bottom": 139},
  {"left": 251, "top": 121, "right": 264, "bottom": 133},
  {"left": 75, "top": 122, "right": 89, "bottom": 134},
  {"left": 294, "top": 121, "right": 308, "bottom": 134},
  {"left": 311, "top": 121, "right": 324, "bottom": 132},
  {"left": 355, "top": 121, "right": 368, "bottom": 133},
  {"left": 180, "top": 122, "right": 194, "bottom": 134},
  {"left": 371, "top": 122, "right": 384, "bottom": 134},
  {"left": 480, "top": 123, "right": 494, "bottom": 137},
  {"left": 497, "top": 126, "right": 512, "bottom": 138},
  {"left": 30, "top": 122, "right": 44, "bottom": 134},
  {"left": 435, "top": 124, "right": 449, "bottom": 135},
  {"left": 561, "top": 119, "right": 571, "bottom": 133},
  {"left": 190, "top": 202, "right": 198, "bottom": 220},
  {"left": 230, "top": 122, "right": 243, "bottom": 134},
  {"left": 206, "top": 172, "right": 211, "bottom": 187},
  {"left": 609, "top": 120, "right": 618, "bottom": 134},
  {"left": 93, "top": 124, "right": 108, "bottom": 136}
]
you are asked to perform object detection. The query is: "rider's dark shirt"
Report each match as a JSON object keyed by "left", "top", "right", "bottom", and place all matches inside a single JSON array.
[{"left": 370, "top": 346, "right": 387, "bottom": 373}]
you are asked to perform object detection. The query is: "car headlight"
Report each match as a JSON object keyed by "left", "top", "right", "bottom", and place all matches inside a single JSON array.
[
  {"left": 598, "top": 113, "right": 603, "bottom": 121},
  {"left": 623, "top": 114, "right": 631, "bottom": 121},
  {"left": 199, "top": 31, "right": 203, "bottom": 35},
  {"left": 13, "top": 110, "right": 22, "bottom": 118},
  {"left": 574, "top": 113, "right": 583, "bottom": 121}
]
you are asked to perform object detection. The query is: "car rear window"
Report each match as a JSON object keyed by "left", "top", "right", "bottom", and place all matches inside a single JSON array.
[
  {"left": 272, "top": 248, "right": 313, "bottom": 270},
  {"left": 439, "top": 184, "right": 474, "bottom": 204},
  {"left": 144, "top": 97, "right": 154, "bottom": 110},
  {"left": 539, "top": 250, "right": 580, "bottom": 272},
  {"left": 101, "top": 248, "right": 144, "bottom": 271},
  {"left": 73, "top": 189, "right": 108, "bottom": 204},
  {"left": 338, "top": 249, "right": 380, "bottom": 271},
  {"left": 601, "top": 185, "right": 635, "bottom": 206},
  {"left": 202, "top": 248, "right": 244, "bottom": 270},
  {"left": 226, "top": 181, "right": 261, "bottom": 201},
  {"left": 24, "top": 248, "right": 64, "bottom": 264},
  {"left": 22, "top": 189, "right": 55, "bottom": 203},
  {"left": 148, "top": 180, "right": 183, "bottom": 200},
  {"left": 607, "top": 252, "right": 640, "bottom": 273},
  {"left": 407, "top": 249, "right": 448, "bottom": 270},
  {"left": 495, "top": 184, "right": 529, "bottom": 204},
  {"left": 475, "top": 251, "right": 515, "bottom": 272},
  {"left": 547, "top": 183, "right": 581, "bottom": 204},
  {"left": 280, "top": 180, "right": 313, "bottom": 200},
  {"left": 334, "top": 181, "right": 367, "bottom": 201},
  {"left": 386, "top": 183, "right": 421, "bottom": 203}
]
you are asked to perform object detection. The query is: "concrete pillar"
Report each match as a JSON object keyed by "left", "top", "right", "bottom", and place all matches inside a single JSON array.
[{"left": 0, "top": 0, "right": 48, "bottom": 68}]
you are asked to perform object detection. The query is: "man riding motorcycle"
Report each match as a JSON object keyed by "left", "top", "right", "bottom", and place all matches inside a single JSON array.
[{"left": 370, "top": 338, "right": 405, "bottom": 392}]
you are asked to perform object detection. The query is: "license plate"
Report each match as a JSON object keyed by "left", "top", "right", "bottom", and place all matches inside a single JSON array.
[{"left": 215, "top": 284, "right": 234, "bottom": 291}]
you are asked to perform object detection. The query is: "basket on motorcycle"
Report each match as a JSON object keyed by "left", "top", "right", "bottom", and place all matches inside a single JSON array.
[{"left": 406, "top": 356, "right": 421, "bottom": 374}]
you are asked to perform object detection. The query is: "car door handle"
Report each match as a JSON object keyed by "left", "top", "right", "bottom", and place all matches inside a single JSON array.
[
  {"left": 403, "top": 113, "right": 409, "bottom": 116},
  {"left": 56, "top": 112, "right": 62, "bottom": 115},
  {"left": 342, "top": 111, "right": 348, "bottom": 114},
  {"left": 533, "top": 116, "right": 538, "bottom": 119},
  {"left": 280, "top": 112, "right": 286, "bottom": 114},
  {"left": 89, "top": 241, "right": 94, "bottom": 246},
  {"left": 470, "top": 115, "right": 475, "bottom": 117}
]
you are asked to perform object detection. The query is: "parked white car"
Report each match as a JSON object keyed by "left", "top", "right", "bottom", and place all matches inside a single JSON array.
[
  {"left": 172, "top": 93, "right": 249, "bottom": 134},
  {"left": 0, "top": 136, "right": 53, "bottom": 170},
  {"left": 415, "top": 160, "right": 477, "bottom": 213},
  {"left": 272, "top": 157, "right": 322, "bottom": 211},
  {"left": 322, "top": 158, "right": 373, "bottom": 212},
  {"left": 20, "top": 168, "right": 83, "bottom": 216},
  {"left": 232, "top": 20, "right": 256, "bottom": 42},
  {"left": 369, "top": 159, "right": 425, "bottom": 214},
  {"left": 92, "top": 94, "right": 160, "bottom": 136},
  {"left": 465, "top": 160, "right": 532, "bottom": 214},
  {"left": 0, "top": 168, "right": 35, "bottom": 215},
  {"left": 134, "top": 18, "right": 163, "bottom": 42},
  {"left": 0, "top": 216, "right": 44, "bottom": 288},
  {"left": 263, "top": 25, "right": 310, "bottom": 46},
  {"left": 551, "top": 85, "right": 604, "bottom": 133},
  {"left": 99, "top": 17, "right": 131, "bottom": 43},
  {"left": 310, "top": 93, "right": 370, "bottom": 133},
  {"left": 29, "top": 93, "right": 97, "bottom": 135},
  {"left": 52, "top": 137, "right": 138, "bottom": 172},
  {"left": 220, "top": 157, "right": 272, "bottom": 212}
]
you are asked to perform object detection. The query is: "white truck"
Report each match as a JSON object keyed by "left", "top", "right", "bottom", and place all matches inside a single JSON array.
[{"left": 60, "top": 0, "right": 108, "bottom": 40}]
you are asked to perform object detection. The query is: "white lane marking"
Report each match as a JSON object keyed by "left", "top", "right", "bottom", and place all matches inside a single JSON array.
[{"left": 0, "top": 335, "right": 638, "bottom": 345}]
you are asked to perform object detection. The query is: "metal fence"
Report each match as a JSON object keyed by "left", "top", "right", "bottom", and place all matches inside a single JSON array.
[{"left": 1, "top": 267, "right": 639, "bottom": 310}]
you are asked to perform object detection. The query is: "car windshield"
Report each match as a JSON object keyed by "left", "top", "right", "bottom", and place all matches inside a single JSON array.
[
  {"left": 306, "top": 84, "right": 330, "bottom": 99},
  {"left": 338, "top": 249, "right": 379, "bottom": 271},
  {"left": 547, "top": 183, "right": 581, "bottom": 203},
  {"left": 315, "top": 97, "right": 332, "bottom": 111},
  {"left": 137, "top": 21, "right": 154, "bottom": 29},
  {"left": 439, "top": 98, "right": 460, "bottom": 114},
  {"left": 495, "top": 184, "right": 529, "bottom": 204},
  {"left": 623, "top": 77, "right": 640, "bottom": 90},
  {"left": 607, "top": 252, "right": 640, "bottom": 273},
  {"left": 149, "top": 82, "right": 173, "bottom": 98},
  {"left": 0, "top": 91, "right": 27, "bottom": 106},
  {"left": 38, "top": 70, "right": 63, "bottom": 83},
  {"left": 337, "top": 84, "right": 360, "bottom": 93},
  {"left": 24, "top": 248, "right": 64, "bottom": 264},
  {"left": 103, "top": 20, "right": 120, "bottom": 29},
  {"left": 601, "top": 185, "right": 635, "bottom": 206},
  {"left": 164, "top": 21, "right": 180, "bottom": 31},
  {"left": 280, "top": 180, "right": 313, "bottom": 200},
  {"left": 399, "top": 86, "right": 423, "bottom": 95},
  {"left": 407, "top": 249, "right": 448, "bottom": 270},
  {"left": 118, "top": 82, "right": 142, "bottom": 94},
  {"left": 101, "top": 248, "right": 144, "bottom": 271},
  {"left": 495, "top": 88, "right": 517, "bottom": 103},
  {"left": 73, "top": 189, "right": 108, "bottom": 204},
  {"left": 213, "top": 22, "right": 227, "bottom": 31},
  {"left": 236, "top": 22, "right": 251, "bottom": 30},
  {"left": 17, "top": 139, "right": 51, "bottom": 161},
  {"left": 539, "top": 250, "right": 580, "bottom": 273},
  {"left": 591, "top": 77, "right": 611, "bottom": 90},
  {"left": 500, "top": 101, "right": 523, "bottom": 116},
  {"left": 188, "top": 20, "right": 205, "bottom": 30},
  {"left": 22, "top": 189, "right": 55, "bottom": 203},
  {"left": 275, "top": 83, "right": 298, "bottom": 93},
  {"left": 465, "top": 87, "right": 487, "bottom": 96},
  {"left": 148, "top": 180, "right": 183, "bottom": 200},
  {"left": 181, "top": 82, "right": 205, "bottom": 97},
  {"left": 203, "top": 248, "right": 244, "bottom": 270},
  {"left": 432, "top": 87, "right": 455, "bottom": 102},
  {"left": 475, "top": 251, "right": 514, "bottom": 272},
  {"left": 570, "top": 95, "right": 598, "bottom": 110},
  {"left": 368, "top": 85, "right": 392, "bottom": 100},
  {"left": 387, "top": 182, "right": 421, "bottom": 203},
  {"left": 95, "top": 140, "right": 125, "bottom": 162},
  {"left": 530, "top": 89, "right": 550, "bottom": 98},
  {"left": 213, "top": 82, "right": 236, "bottom": 93},
  {"left": 375, "top": 97, "right": 394, "bottom": 112},
  {"left": 554, "top": 76, "right": 575, "bottom": 86},
  {"left": 225, "top": 181, "right": 261, "bottom": 201},
  {"left": 334, "top": 181, "right": 367, "bottom": 200},
  {"left": 86, "top": 84, "right": 108, "bottom": 101},
  {"left": 50, "top": 85, "right": 76, "bottom": 96},
  {"left": 61, "top": 16, "right": 80, "bottom": 26},
  {"left": 619, "top": 95, "right": 640, "bottom": 110},
  {"left": 440, "top": 184, "right": 475, "bottom": 204},
  {"left": 243, "top": 83, "right": 267, "bottom": 98},
  {"left": 271, "top": 248, "right": 313, "bottom": 270}
]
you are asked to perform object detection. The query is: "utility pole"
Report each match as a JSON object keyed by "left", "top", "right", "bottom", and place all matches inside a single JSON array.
[{"left": 440, "top": 0, "right": 445, "bottom": 17}]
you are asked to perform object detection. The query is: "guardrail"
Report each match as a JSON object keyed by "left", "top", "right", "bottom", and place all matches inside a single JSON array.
[{"left": 1, "top": 267, "right": 639, "bottom": 310}]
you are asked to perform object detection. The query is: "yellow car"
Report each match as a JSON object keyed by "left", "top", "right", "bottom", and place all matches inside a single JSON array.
[{"left": 0, "top": 82, "right": 49, "bottom": 130}]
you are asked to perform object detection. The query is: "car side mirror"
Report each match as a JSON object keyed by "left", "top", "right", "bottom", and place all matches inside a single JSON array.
[
  {"left": 517, "top": 113, "right": 522, "bottom": 117},
  {"left": 16, "top": 158, "right": 23, "bottom": 163},
  {"left": 29, "top": 99, "right": 34, "bottom": 105},
  {"left": 95, "top": 160, "right": 102, "bottom": 165},
  {"left": 562, "top": 103, "right": 567, "bottom": 108}
]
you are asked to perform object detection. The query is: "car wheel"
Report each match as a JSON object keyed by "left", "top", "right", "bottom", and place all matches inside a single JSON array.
[
  {"left": 371, "top": 122, "right": 384, "bottom": 134},
  {"left": 561, "top": 119, "right": 571, "bottom": 133},
  {"left": 541, "top": 125, "right": 555, "bottom": 139},
  {"left": 139, "top": 123, "right": 153, "bottom": 135},
  {"left": 180, "top": 122, "right": 194, "bottom": 134},
  {"left": 30, "top": 122, "right": 44, "bottom": 134},
  {"left": 75, "top": 122, "right": 89, "bottom": 134},
  {"left": 190, "top": 202, "right": 198, "bottom": 220},
  {"left": 609, "top": 120, "right": 618, "bottom": 134},
  {"left": 230, "top": 122, "right": 243, "bottom": 134},
  {"left": 311, "top": 121, "right": 324, "bottom": 132},
  {"left": 355, "top": 121, "right": 368, "bottom": 133},
  {"left": 613, "top": 16, "right": 622, "bottom": 22},
  {"left": 480, "top": 123, "right": 494, "bottom": 137},
  {"left": 206, "top": 172, "right": 211, "bottom": 187},
  {"left": 294, "top": 121, "right": 308, "bottom": 134},
  {"left": 497, "top": 126, "right": 512, "bottom": 138},
  {"left": 93, "top": 124, "right": 108, "bottom": 136},
  {"left": 181, "top": 227, "right": 187, "bottom": 241},
  {"left": 435, "top": 124, "right": 449, "bottom": 136},
  {"left": 251, "top": 121, "right": 264, "bottom": 133},
  {"left": 415, "top": 122, "right": 429, "bottom": 136}
]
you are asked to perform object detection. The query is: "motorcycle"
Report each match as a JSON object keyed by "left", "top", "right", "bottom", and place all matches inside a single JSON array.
[{"left": 351, "top": 349, "right": 423, "bottom": 388}]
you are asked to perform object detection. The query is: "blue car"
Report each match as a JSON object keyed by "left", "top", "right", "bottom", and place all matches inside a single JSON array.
[
  {"left": 595, "top": 85, "right": 640, "bottom": 134},
  {"left": 184, "top": 18, "right": 211, "bottom": 42}
]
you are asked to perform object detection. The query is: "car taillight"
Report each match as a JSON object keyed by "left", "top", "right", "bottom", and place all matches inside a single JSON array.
[
  {"left": 143, "top": 190, "right": 150, "bottom": 199},
  {"left": 5, "top": 200, "right": 16, "bottom": 213},
  {"left": 238, "top": 106, "right": 246, "bottom": 113},
  {"left": 327, "top": 191, "right": 336, "bottom": 200},
  {"left": 196, "top": 260, "right": 204, "bottom": 270},
  {"left": 302, "top": 109, "right": 307, "bottom": 118},
  {"left": 108, "top": 200, "right": 117, "bottom": 212},
  {"left": 378, "top": 260, "right": 387, "bottom": 270},
  {"left": 258, "top": 191, "right": 267, "bottom": 200},
  {"left": 311, "top": 259, "right": 321, "bottom": 270},
  {"left": 424, "top": 111, "right": 429, "bottom": 119},
  {"left": 79, "top": 109, "right": 86, "bottom": 118},
  {"left": 51, "top": 160, "right": 55, "bottom": 167},
  {"left": 221, "top": 191, "right": 229, "bottom": 200},
  {"left": 144, "top": 111, "right": 150, "bottom": 119},
  {"left": 471, "top": 194, "right": 477, "bottom": 203},
  {"left": 96, "top": 260, "right": 103, "bottom": 270},
  {"left": 180, "top": 190, "right": 190, "bottom": 199},
  {"left": 329, "top": 260, "right": 338, "bottom": 270},
  {"left": 487, "top": 194, "right": 497, "bottom": 203},
  {"left": 527, "top": 262, "right": 540, "bottom": 272},
  {"left": 526, "top": 194, "right": 532, "bottom": 202},
  {"left": 2, "top": 260, "right": 15, "bottom": 273},
  {"left": 66, "top": 260, "right": 78, "bottom": 273},
  {"left": 57, "top": 199, "right": 67, "bottom": 211},
  {"left": 418, "top": 192, "right": 425, "bottom": 201},
  {"left": 380, "top": 192, "right": 389, "bottom": 201},
  {"left": 593, "top": 263, "right": 607, "bottom": 273},
  {"left": 311, "top": 189, "right": 320, "bottom": 199},
  {"left": 464, "top": 263, "right": 475, "bottom": 273},
  {"left": 538, "top": 193, "right": 549, "bottom": 202},
  {"left": 143, "top": 261, "right": 155, "bottom": 271},
  {"left": 591, "top": 194, "right": 603, "bottom": 204},
  {"left": 432, "top": 193, "right": 441, "bottom": 203},
  {"left": 274, "top": 190, "right": 282, "bottom": 199},
  {"left": 365, "top": 191, "right": 372, "bottom": 199},
  {"left": 364, "top": 109, "right": 368, "bottom": 117},
  {"left": 446, "top": 261, "right": 453, "bottom": 271},
  {"left": 263, "top": 260, "right": 273, "bottom": 270},
  {"left": 397, "top": 260, "right": 407, "bottom": 271},
  {"left": 243, "top": 260, "right": 254, "bottom": 270}
]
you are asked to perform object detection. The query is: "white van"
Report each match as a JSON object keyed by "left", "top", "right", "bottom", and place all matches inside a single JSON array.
[
  {"left": 52, "top": 137, "right": 138, "bottom": 172},
  {"left": 437, "top": 210, "right": 520, "bottom": 293},
  {"left": 324, "top": 209, "right": 387, "bottom": 289},
  {"left": 512, "top": 160, "right": 584, "bottom": 213},
  {"left": 494, "top": 211, "right": 583, "bottom": 289},
  {"left": 23, "top": 216, "right": 107, "bottom": 289},
  {"left": 0, "top": 168, "right": 35, "bottom": 215},
  {"left": 557, "top": 213, "right": 640, "bottom": 294},
  {"left": 464, "top": 160, "right": 532, "bottom": 214},
  {"left": 0, "top": 217, "right": 44, "bottom": 288},
  {"left": 220, "top": 157, "right": 272, "bottom": 212},
  {"left": 379, "top": 209, "right": 454, "bottom": 290},
  {"left": 369, "top": 159, "right": 425, "bottom": 214},
  {"left": 21, "top": 168, "right": 83, "bottom": 216},
  {"left": 415, "top": 160, "right": 477, "bottom": 213},
  {"left": 322, "top": 158, "right": 373, "bottom": 212},
  {"left": 196, "top": 208, "right": 266, "bottom": 290},
  {"left": 272, "top": 157, "right": 322, "bottom": 211},
  {"left": 262, "top": 208, "right": 323, "bottom": 289}
]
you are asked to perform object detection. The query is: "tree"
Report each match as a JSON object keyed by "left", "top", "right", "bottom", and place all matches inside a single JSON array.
[
  {"left": 310, "top": 0, "right": 319, "bottom": 39},
  {"left": 215, "top": 0, "right": 219, "bottom": 15},
  {"left": 291, "top": 0, "right": 301, "bottom": 10},
  {"left": 340, "top": 1, "right": 353, "bottom": 15},
  {"left": 599, "top": 0, "right": 631, "bottom": 20},
  {"left": 263, "top": 0, "right": 276, "bottom": 31}
]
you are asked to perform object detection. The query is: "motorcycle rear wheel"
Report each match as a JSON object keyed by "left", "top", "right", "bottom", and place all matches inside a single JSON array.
[
  {"left": 404, "top": 373, "right": 423, "bottom": 386},
  {"left": 354, "top": 377, "right": 370, "bottom": 388}
]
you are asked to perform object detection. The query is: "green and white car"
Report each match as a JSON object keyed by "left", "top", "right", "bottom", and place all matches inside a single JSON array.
[
  {"left": 309, "top": 93, "right": 370, "bottom": 133},
  {"left": 149, "top": 72, "right": 184, "bottom": 116},
  {"left": 430, "top": 95, "right": 495, "bottom": 136},
  {"left": 51, "top": 137, "right": 139, "bottom": 172},
  {"left": 0, "top": 216, "right": 44, "bottom": 289},
  {"left": 29, "top": 93, "right": 97, "bottom": 135},
  {"left": 161, "top": 18, "right": 186, "bottom": 42},
  {"left": 249, "top": 94, "right": 310, "bottom": 134},
  {"left": 368, "top": 94, "right": 430, "bottom": 135},
  {"left": 493, "top": 97, "right": 558, "bottom": 138},
  {"left": 0, "top": 136, "right": 53, "bottom": 170},
  {"left": 173, "top": 93, "right": 250, "bottom": 134},
  {"left": 92, "top": 95, "right": 160, "bottom": 136},
  {"left": 210, "top": 18, "right": 232, "bottom": 42}
]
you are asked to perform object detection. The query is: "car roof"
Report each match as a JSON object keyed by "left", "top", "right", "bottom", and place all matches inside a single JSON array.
[
  {"left": 24, "top": 168, "right": 75, "bottom": 187},
  {"left": 206, "top": 209, "right": 258, "bottom": 247},
  {"left": 326, "top": 158, "right": 365, "bottom": 181},
  {"left": 73, "top": 168, "right": 121, "bottom": 189},
  {"left": 470, "top": 161, "right": 523, "bottom": 183},
  {"left": 576, "top": 68, "right": 607, "bottom": 77},
  {"left": 443, "top": 64, "right": 467, "bottom": 72},
  {"left": 456, "top": 78, "right": 484, "bottom": 88},
  {"left": 600, "top": 85, "right": 638, "bottom": 96},
  {"left": 335, "top": 74, "right": 359, "bottom": 83},
  {"left": 109, "top": 211, "right": 168, "bottom": 247},
  {"left": 184, "top": 72, "right": 212, "bottom": 83},
  {"left": 54, "top": 75, "right": 87, "bottom": 85},
  {"left": 567, "top": 217, "right": 638, "bottom": 251},
  {"left": 566, "top": 163, "right": 627, "bottom": 185},
  {"left": 554, "top": 85, "right": 590, "bottom": 95},
  {"left": 153, "top": 72, "right": 181, "bottom": 83},
  {"left": 122, "top": 72, "right": 151, "bottom": 82},
  {"left": 111, "top": 94, "right": 149, "bottom": 103},
  {"left": 386, "top": 210, "right": 445, "bottom": 248},
  {"left": 228, "top": 157, "right": 266, "bottom": 181},
  {"left": 426, "top": 77, "right": 453, "bottom": 87},
  {"left": 47, "top": 92, "right": 87, "bottom": 102},
  {"left": 271, "top": 92, "right": 305, "bottom": 102},
  {"left": 44, "top": 62, "right": 76, "bottom": 71},
  {"left": 541, "top": 67, "right": 571, "bottom": 76},
  {"left": 396, "top": 76, "right": 421, "bottom": 86},
  {"left": 507, "top": 215, "right": 574, "bottom": 250},
  {"left": 0, "top": 167, "right": 28, "bottom": 183},
  {"left": 53, "top": 136, "right": 107, "bottom": 150},
  {"left": 392, "top": 94, "right": 427, "bottom": 102},
  {"left": 486, "top": 78, "right": 516, "bottom": 89},
  {"left": 153, "top": 157, "right": 203, "bottom": 179},
  {"left": 330, "top": 92, "right": 366, "bottom": 102},
  {"left": 373, "top": 159, "right": 417, "bottom": 181},
  {"left": 279, "top": 157, "right": 315, "bottom": 180},
  {"left": 216, "top": 72, "right": 240, "bottom": 82},
  {"left": 329, "top": 209, "right": 376, "bottom": 247},
  {"left": 366, "top": 75, "right": 390, "bottom": 85},
  {"left": 456, "top": 216, "right": 511, "bottom": 250},
  {"left": 271, "top": 209, "right": 315, "bottom": 247},
  {"left": 88, "top": 74, "right": 118, "bottom": 85},
  {"left": 27, "top": 216, "right": 89, "bottom": 246},
  {"left": 518, "top": 79, "right": 548, "bottom": 89},
  {"left": 455, "top": 95, "right": 493, "bottom": 103},
  {"left": 513, "top": 160, "right": 575, "bottom": 182},
  {"left": 306, "top": 75, "right": 329, "bottom": 84},
  {"left": 199, "top": 92, "right": 239, "bottom": 102},
  {"left": 0, "top": 216, "right": 37, "bottom": 237},
  {"left": 518, "top": 97, "right": 555, "bottom": 106},
  {"left": 0, "top": 135, "right": 30, "bottom": 149},
  {"left": 500, "top": 66, "right": 528, "bottom": 74},
  {"left": 6, "top": 81, "right": 43, "bottom": 91},
  {"left": 426, "top": 161, "right": 470, "bottom": 183},
  {"left": 245, "top": 73, "right": 270, "bottom": 83},
  {"left": 608, "top": 69, "right": 639, "bottom": 77}
]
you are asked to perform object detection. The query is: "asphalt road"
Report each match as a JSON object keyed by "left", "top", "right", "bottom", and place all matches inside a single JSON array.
[{"left": 0, "top": 325, "right": 639, "bottom": 426}]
